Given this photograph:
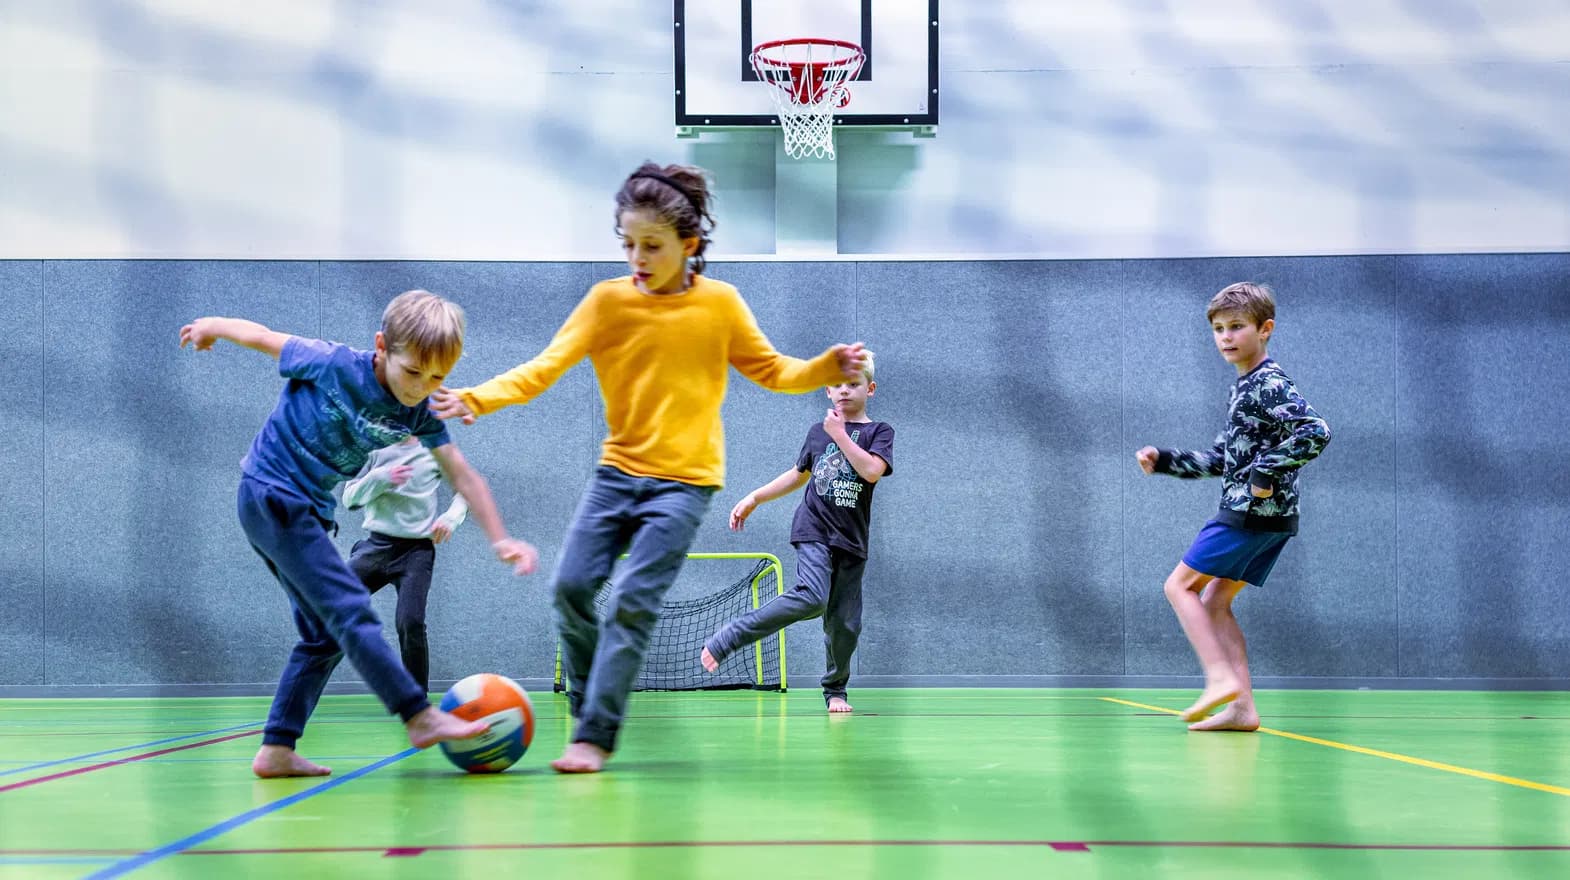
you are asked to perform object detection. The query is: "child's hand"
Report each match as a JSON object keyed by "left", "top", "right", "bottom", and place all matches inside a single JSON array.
[
  {"left": 729, "top": 494, "right": 758, "bottom": 531},
  {"left": 178, "top": 318, "right": 223, "bottom": 351},
  {"left": 430, "top": 520, "right": 454, "bottom": 544},
  {"left": 823, "top": 407, "right": 847, "bottom": 438},
  {"left": 387, "top": 464, "right": 414, "bottom": 487},
  {"left": 492, "top": 538, "right": 538, "bottom": 575},
  {"left": 1135, "top": 446, "right": 1159, "bottom": 474},
  {"left": 430, "top": 387, "right": 476, "bottom": 425},
  {"left": 830, "top": 341, "right": 867, "bottom": 379}
]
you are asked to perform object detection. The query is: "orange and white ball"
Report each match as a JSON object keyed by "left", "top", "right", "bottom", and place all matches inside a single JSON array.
[{"left": 437, "top": 673, "right": 536, "bottom": 773}]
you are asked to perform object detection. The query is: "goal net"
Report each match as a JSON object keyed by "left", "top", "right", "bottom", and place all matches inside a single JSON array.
[{"left": 553, "top": 553, "right": 787, "bottom": 692}]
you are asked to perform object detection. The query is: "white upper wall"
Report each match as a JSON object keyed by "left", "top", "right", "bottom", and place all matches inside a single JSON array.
[{"left": 1, "top": 0, "right": 1566, "bottom": 259}]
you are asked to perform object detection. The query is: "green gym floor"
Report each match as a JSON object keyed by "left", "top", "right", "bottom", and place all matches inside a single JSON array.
[{"left": 1, "top": 689, "right": 1567, "bottom": 879}]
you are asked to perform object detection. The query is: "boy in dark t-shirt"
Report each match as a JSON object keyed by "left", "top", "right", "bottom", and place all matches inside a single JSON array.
[{"left": 700, "top": 354, "right": 893, "bottom": 713}]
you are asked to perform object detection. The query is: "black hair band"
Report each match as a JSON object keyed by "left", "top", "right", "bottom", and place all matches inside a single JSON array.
[{"left": 631, "top": 172, "right": 700, "bottom": 213}]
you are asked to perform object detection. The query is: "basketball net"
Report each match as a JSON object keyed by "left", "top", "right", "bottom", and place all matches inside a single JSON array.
[{"left": 749, "top": 38, "right": 865, "bottom": 160}]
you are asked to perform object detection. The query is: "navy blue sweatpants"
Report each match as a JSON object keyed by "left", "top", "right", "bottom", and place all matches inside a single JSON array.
[{"left": 238, "top": 476, "right": 429, "bottom": 749}]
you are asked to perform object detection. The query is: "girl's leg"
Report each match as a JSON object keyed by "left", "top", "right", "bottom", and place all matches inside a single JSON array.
[
  {"left": 552, "top": 468, "right": 638, "bottom": 718},
  {"left": 555, "top": 477, "right": 712, "bottom": 773}
]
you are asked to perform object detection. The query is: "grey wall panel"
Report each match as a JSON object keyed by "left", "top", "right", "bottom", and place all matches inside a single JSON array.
[
  {"left": 856, "top": 260, "right": 1129, "bottom": 677},
  {"left": 1394, "top": 253, "right": 1570, "bottom": 678},
  {"left": 0, "top": 262, "right": 44, "bottom": 685},
  {"left": 21, "top": 253, "right": 1570, "bottom": 689},
  {"left": 43, "top": 261, "right": 318, "bottom": 685}
]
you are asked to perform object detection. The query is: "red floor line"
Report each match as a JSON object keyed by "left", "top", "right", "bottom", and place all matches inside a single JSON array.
[
  {"left": 5, "top": 839, "right": 1568, "bottom": 857},
  {"left": 0, "top": 731, "right": 261, "bottom": 794}
]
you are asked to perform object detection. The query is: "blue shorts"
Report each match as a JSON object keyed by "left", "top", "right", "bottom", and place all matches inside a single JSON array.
[{"left": 1181, "top": 519, "right": 1292, "bottom": 586}]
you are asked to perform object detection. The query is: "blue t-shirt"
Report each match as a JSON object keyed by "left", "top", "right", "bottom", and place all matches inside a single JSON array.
[
  {"left": 788, "top": 421, "right": 895, "bottom": 559},
  {"left": 241, "top": 337, "right": 451, "bottom": 520}
]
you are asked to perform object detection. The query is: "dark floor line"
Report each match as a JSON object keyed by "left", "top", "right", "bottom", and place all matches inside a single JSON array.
[
  {"left": 9, "top": 838, "right": 1570, "bottom": 859},
  {"left": 83, "top": 748, "right": 419, "bottom": 879},
  {"left": 0, "top": 721, "right": 261, "bottom": 777},
  {"left": 0, "top": 731, "right": 261, "bottom": 794}
]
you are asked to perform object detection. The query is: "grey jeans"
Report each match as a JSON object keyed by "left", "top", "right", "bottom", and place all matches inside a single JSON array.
[
  {"left": 554, "top": 466, "right": 715, "bottom": 751},
  {"left": 705, "top": 541, "right": 865, "bottom": 703}
]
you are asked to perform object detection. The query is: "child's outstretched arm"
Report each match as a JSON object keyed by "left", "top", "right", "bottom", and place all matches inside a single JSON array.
[
  {"left": 728, "top": 298, "right": 867, "bottom": 392},
  {"left": 179, "top": 317, "right": 292, "bottom": 359},
  {"left": 730, "top": 467, "right": 811, "bottom": 531},
  {"left": 428, "top": 443, "right": 538, "bottom": 575},
  {"left": 430, "top": 299, "right": 595, "bottom": 424}
]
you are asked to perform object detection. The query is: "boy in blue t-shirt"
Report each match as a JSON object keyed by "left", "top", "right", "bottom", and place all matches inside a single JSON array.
[
  {"left": 180, "top": 289, "right": 537, "bottom": 777},
  {"left": 701, "top": 354, "right": 893, "bottom": 713}
]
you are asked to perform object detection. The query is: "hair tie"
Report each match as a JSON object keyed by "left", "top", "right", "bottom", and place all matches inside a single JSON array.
[{"left": 631, "top": 172, "right": 700, "bottom": 213}]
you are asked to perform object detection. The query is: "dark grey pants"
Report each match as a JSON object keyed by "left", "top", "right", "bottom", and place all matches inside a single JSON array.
[
  {"left": 705, "top": 541, "right": 865, "bottom": 703},
  {"left": 348, "top": 532, "right": 436, "bottom": 693},
  {"left": 554, "top": 466, "right": 716, "bottom": 752}
]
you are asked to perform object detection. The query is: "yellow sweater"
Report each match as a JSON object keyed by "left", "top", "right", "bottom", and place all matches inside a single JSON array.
[{"left": 458, "top": 275, "right": 845, "bottom": 487}]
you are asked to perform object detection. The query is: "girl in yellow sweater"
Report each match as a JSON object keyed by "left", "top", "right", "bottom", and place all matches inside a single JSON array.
[{"left": 433, "top": 162, "right": 865, "bottom": 772}]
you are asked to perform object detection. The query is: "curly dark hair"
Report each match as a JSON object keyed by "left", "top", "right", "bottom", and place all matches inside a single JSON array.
[{"left": 614, "top": 161, "right": 717, "bottom": 274}]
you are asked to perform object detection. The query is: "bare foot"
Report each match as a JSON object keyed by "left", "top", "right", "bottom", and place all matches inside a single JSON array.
[
  {"left": 1187, "top": 703, "right": 1260, "bottom": 732},
  {"left": 405, "top": 706, "right": 489, "bottom": 750},
  {"left": 700, "top": 646, "right": 718, "bottom": 673},
  {"left": 252, "top": 744, "right": 331, "bottom": 778},
  {"left": 827, "top": 696, "right": 853, "bottom": 714},
  {"left": 1179, "top": 680, "right": 1241, "bottom": 722},
  {"left": 550, "top": 741, "right": 610, "bottom": 774}
]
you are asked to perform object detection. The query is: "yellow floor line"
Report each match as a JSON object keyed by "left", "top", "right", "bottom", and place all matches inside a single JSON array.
[{"left": 1099, "top": 696, "right": 1570, "bottom": 797}]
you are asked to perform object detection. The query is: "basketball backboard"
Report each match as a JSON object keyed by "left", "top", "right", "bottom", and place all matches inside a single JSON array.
[{"left": 674, "top": 0, "right": 938, "bottom": 132}]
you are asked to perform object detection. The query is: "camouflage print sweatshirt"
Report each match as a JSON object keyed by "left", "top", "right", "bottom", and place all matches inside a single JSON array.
[{"left": 1155, "top": 358, "right": 1331, "bottom": 534}]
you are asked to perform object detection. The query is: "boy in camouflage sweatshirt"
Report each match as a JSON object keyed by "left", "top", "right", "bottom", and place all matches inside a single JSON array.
[{"left": 1136, "top": 282, "right": 1330, "bottom": 731}]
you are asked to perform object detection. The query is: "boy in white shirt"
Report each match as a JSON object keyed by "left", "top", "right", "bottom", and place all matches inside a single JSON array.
[{"left": 343, "top": 436, "right": 469, "bottom": 692}]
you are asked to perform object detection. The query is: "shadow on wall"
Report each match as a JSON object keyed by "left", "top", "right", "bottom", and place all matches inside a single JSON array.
[
  {"left": 868, "top": 1, "right": 1567, "bottom": 254},
  {"left": 1398, "top": 256, "right": 1570, "bottom": 678},
  {"left": 3, "top": 1, "right": 660, "bottom": 255}
]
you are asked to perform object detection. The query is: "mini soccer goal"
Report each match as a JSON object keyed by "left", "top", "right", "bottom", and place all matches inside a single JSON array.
[{"left": 553, "top": 552, "right": 788, "bottom": 693}]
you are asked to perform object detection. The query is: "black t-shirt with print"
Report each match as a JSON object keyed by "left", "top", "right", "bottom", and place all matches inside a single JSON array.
[{"left": 788, "top": 421, "right": 895, "bottom": 559}]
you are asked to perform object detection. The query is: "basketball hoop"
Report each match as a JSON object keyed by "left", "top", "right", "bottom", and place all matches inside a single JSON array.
[{"left": 749, "top": 38, "right": 865, "bottom": 160}]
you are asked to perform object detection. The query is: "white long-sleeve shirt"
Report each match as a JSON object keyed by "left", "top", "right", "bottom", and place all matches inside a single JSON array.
[{"left": 341, "top": 440, "right": 467, "bottom": 539}]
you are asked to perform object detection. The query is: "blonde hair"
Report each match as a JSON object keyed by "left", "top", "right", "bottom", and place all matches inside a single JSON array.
[
  {"left": 381, "top": 289, "right": 466, "bottom": 368},
  {"left": 1206, "top": 282, "right": 1276, "bottom": 326},
  {"left": 860, "top": 350, "right": 877, "bottom": 384}
]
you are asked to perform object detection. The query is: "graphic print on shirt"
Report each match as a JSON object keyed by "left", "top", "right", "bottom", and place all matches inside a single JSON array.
[
  {"left": 1159, "top": 360, "right": 1330, "bottom": 524},
  {"left": 306, "top": 388, "right": 413, "bottom": 474},
  {"left": 813, "top": 429, "right": 864, "bottom": 509}
]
